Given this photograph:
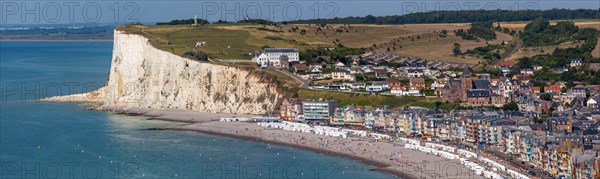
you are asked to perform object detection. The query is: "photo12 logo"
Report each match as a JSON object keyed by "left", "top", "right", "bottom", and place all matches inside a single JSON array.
[
  {"left": 1, "top": 161, "right": 139, "bottom": 179},
  {"left": 399, "top": 1, "right": 540, "bottom": 14},
  {"left": 0, "top": 1, "right": 139, "bottom": 24},
  {"left": 199, "top": 1, "right": 339, "bottom": 22}
]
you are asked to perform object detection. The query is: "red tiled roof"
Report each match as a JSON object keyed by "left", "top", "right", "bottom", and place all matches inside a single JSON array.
[
  {"left": 293, "top": 64, "right": 308, "bottom": 71},
  {"left": 546, "top": 85, "right": 561, "bottom": 91},
  {"left": 498, "top": 61, "right": 516, "bottom": 67},
  {"left": 410, "top": 77, "right": 425, "bottom": 84}
]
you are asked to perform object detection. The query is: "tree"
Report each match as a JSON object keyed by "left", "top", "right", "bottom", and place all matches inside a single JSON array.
[
  {"left": 453, "top": 43, "right": 462, "bottom": 56},
  {"left": 540, "top": 93, "right": 552, "bottom": 101},
  {"left": 468, "top": 22, "right": 496, "bottom": 40},
  {"left": 533, "top": 117, "right": 544, "bottom": 124},
  {"left": 502, "top": 102, "right": 519, "bottom": 111},
  {"left": 524, "top": 17, "right": 550, "bottom": 33},
  {"left": 183, "top": 51, "right": 208, "bottom": 61}
]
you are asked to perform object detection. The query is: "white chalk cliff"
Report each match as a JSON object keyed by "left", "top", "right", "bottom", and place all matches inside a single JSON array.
[{"left": 44, "top": 30, "right": 280, "bottom": 114}]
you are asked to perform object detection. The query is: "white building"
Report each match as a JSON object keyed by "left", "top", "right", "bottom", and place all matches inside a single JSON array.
[
  {"left": 331, "top": 69, "right": 355, "bottom": 81},
  {"left": 252, "top": 48, "right": 299, "bottom": 67},
  {"left": 570, "top": 58, "right": 582, "bottom": 67}
]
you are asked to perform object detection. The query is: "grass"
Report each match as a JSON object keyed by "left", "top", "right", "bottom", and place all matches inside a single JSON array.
[
  {"left": 411, "top": 101, "right": 461, "bottom": 111},
  {"left": 282, "top": 23, "right": 504, "bottom": 64},
  {"left": 119, "top": 23, "right": 520, "bottom": 64},
  {"left": 505, "top": 41, "right": 583, "bottom": 62},
  {"left": 298, "top": 89, "right": 422, "bottom": 108}
]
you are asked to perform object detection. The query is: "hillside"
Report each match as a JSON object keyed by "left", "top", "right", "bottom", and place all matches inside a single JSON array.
[
  {"left": 500, "top": 20, "right": 600, "bottom": 61},
  {"left": 118, "top": 23, "right": 514, "bottom": 64}
]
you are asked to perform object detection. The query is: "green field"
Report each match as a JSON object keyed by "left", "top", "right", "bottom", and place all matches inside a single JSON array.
[{"left": 298, "top": 89, "right": 422, "bottom": 108}]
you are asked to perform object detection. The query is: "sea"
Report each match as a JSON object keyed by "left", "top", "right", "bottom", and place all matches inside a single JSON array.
[{"left": 0, "top": 41, "right": 393, "bottom": 178}]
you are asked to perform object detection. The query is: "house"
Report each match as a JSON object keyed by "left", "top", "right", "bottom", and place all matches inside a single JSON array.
[
  {"left": 546, "top": 85, "right": 562, "bottom": 98},
  {"left": 586, "top": 95, "right": 600, "bottom": 109},
  {"left": 293, "top": 63, "right": 308, "bottom": 72},
  {"left": 386, "top": 78, "right": 401, "bottom": 88},
  {"left": 366, "top": 81, "right": 388, "bottom": 92},
  {"left": 331, "top": 69, "right": 355, "bottom": 81},
  {"left": 498, "top": 61, "right": 516, "bottom": 73},
  {"left": 391, "top": 86, "right": 403, "bottom": 96},
  {"left": 279, "top": 98, "right": 303, "bottom": 121},
  {"left": 571, "top": 58, "right": 583, "bottom": 67},
  {"left": 403, "top": 86, "right": 422, "bottom": 96},
  {"left": 366, "top": 85, "right": 385, "bottom": 92},
  {"left": 252, "top": 48, "right": 299, "bottom": 67},
  {"left": 410, "top": 77, "right": 426, "bottom": 88},
  {"left": 391, "top": 86, "right": 421, "bottom": 96},
  {"left": 572, "top": 85, "right": 588, "bottom": 98},
  {"left": 334, "top": 61, "right": 346, "bottom": 68},
  {"left": 520, "top": 69, "right": 534, "bottom": 76},
  {"left": 374, "top": 69, "right": 388, "bottom": 78},
  {"left": 407, "top": 69, "right": 424, "bottom": 78},
  {"left": 350, "top": 83, "right": 366, "bottom": 89},
  {"left": 308, "top": 64, "right": 323, "bottom": 73},
  {"left": 431, "top": 77, "right": 447, "bottom": 90}
]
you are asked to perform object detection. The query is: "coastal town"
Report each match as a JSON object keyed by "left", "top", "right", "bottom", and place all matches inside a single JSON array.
[
  {"left": 247, "top": 47, "right": 600, "bottom": 179},
  {"left": 5, "top": 3, "right": 600, "bottom": 179}
]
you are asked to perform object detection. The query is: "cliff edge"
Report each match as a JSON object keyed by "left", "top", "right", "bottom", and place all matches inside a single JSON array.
[{"left": 43, "top": 30, "right": 281, "bottom": 115}]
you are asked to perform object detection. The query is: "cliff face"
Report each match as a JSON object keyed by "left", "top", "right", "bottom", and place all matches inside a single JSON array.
[{"left": 98, "top": 30, "right": 280, "bottom": 114}]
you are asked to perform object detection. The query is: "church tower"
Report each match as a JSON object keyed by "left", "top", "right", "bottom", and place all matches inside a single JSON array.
[{"left": 460, "top": 65, "right": 472, "bottom": 101}]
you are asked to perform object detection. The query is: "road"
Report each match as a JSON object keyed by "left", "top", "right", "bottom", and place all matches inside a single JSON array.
[
  {"left": 483, "top": 149, "right": 554, "bottom": 179},
  {"left": 445, "top": 140, "right": 552, "bottom": 179},
  {"left": 266, "top": 67, "right": 310, "bottom": 88},
  {"left": 503, "top": 38, "right": 523, "bottom": 60}
]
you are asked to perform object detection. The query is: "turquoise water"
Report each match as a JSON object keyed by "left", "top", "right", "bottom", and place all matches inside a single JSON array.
[{"left": 0, "top": 41, "right": 393, "bottom": 178}]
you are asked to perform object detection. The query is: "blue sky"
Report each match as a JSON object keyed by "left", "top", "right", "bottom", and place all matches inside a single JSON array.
[{"left": 0, "top": 0, "right": 598, "bottom": 24}]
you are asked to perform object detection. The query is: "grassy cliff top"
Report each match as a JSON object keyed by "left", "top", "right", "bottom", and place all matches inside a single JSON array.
[{"left": 116, "top": 23, "right": 328, "bottom": 60}]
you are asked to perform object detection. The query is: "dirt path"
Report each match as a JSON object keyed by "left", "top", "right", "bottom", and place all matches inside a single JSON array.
[{"left": 503, "top": 37, "right": 522, "bottom": 61}]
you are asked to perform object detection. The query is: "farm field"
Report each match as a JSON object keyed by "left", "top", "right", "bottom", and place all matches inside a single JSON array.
[
  {"left": 280, "top": 23, "right": 509, "bottom": 64},
  {"left": 505, "top": 41, "right": 584, "bottom": 62},
  {"left": 499, "top": 20, "right": 600, "bottom": 30}
]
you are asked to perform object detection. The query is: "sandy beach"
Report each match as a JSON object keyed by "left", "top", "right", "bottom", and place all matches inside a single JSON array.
[{"left": 97, "top": 106, "right": 485, "bottom": 179}]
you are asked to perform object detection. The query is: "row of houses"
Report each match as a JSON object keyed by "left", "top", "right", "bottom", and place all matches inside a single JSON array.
[{"left": 279, "top": 98, "right": 600, "bottom": 178}]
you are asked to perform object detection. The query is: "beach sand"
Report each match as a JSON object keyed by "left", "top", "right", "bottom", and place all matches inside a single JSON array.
[{"left": 96, "top": 107, "right": 485, "bottom": 179}]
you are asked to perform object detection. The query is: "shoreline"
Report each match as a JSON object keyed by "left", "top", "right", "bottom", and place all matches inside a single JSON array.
[
  {"left": 92, "top": 106, "right": 482, "bottom": 179},
  {"left": 167, "top": 126, "right": 413, "bottom": 179}
]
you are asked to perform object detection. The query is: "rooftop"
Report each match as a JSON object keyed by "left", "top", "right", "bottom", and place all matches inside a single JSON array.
[{"left": 264, "top": 48, "right": 299, "bottom": 53}]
